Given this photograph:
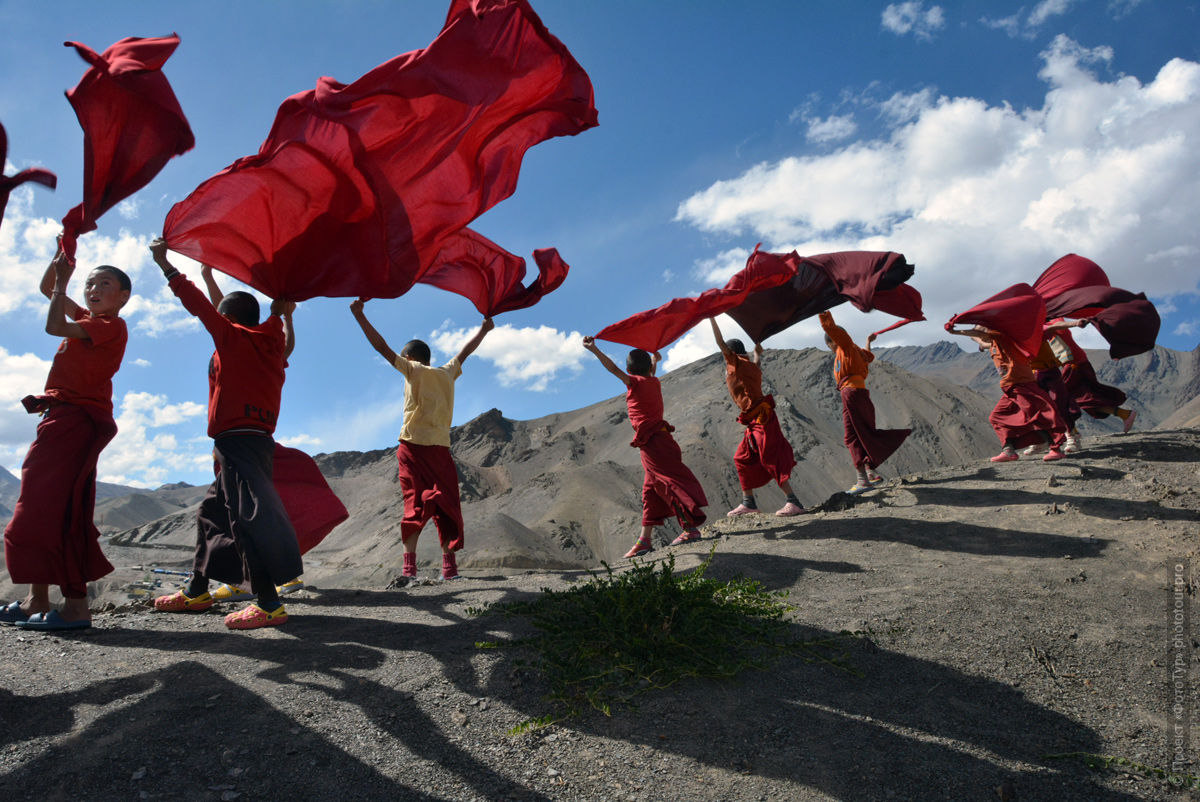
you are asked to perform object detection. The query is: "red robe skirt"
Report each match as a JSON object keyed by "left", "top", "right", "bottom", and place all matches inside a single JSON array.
[
  {"left": 1061, "top": 361, "right": 1126, "bottom": 418},
  {"left": 733, "top": 397, "right": 797, "bottom": 492},
  {"left": 840, "top": 386, "right": 910, "bottom": 470},
  {"left": 634, "top": 423, "right": 707, "bottom": 529},
  {"left": 4, "top": 402, "right": 117, "bottom": 597},
  {"left": 988, "top": 383, "right": 1066, "bottom": 448},
  {"left": 396, "top": 441, "right": 464, "bottom": 551},
  {"left": 1034, "top": 367, "right": 1081, "bottom": 430}
]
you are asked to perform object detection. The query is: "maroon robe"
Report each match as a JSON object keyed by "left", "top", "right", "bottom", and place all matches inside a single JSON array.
[
  {"left": 840, "top": 386, "right": 910, "bottom": 470},
  {"left": 396, "top": 441, "right": 464, "bottom": 551},
  {"left": 733, "top": 397, "right": 797, "bottom": 492}
]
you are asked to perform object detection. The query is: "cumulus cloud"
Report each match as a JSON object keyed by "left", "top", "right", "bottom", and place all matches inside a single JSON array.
[
  {"left": 675, "top": 40, "right": 1200, "bottom": 343},
  {"left": 277, "top": 432, "right": 323, "bottom": 449},
  {"left": 805, "top": 114, "right": 858, "bottom": 144},
  {"left": 117, "top": 198, "right": 142, "bottom": 220},
  {"left": 430, "top": 323, "right": 586, "bottom": 392},
  {"left": 100, "top": 391, "right": 208, "bottom": 487},
  {"left": 881, "top": 2, "right": 946, "bottom": 41},
  {"left": 0, "top": 346, "right": 53, "bottom": 467}
]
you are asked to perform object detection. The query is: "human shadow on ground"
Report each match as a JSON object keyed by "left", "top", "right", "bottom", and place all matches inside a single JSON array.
[
  {"left": 903, "top": 485, "right": 1195, "bottom": 522},
  {"left": 1072, "top": 435, "right": 1198, "bottom": 464}
]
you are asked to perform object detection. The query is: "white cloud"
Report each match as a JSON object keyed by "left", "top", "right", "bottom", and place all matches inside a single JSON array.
[
  {"left": 0, "top": 346, "right": 53, "bottom": 465},
  {"left": 1174, "top": 320, "right": 1198, "bottom": 337},
  {"left": 116, "top": 198, "right": 141, "bottom": 220},
  {"left": 430, "top": 323, "right": 585, "bottom": 392},
  {"left": 879, "top": 88, "right": 938, "bottom": 125},
  {"left": 277, "top": 432, "right": 323, "bottom": 449},
  {"left": 881, "top": 2, "right": 946, "bottom": 41},
  {"left": 676, "top": 40, "right": 1200, "bottom": 333},
  {"left": 695, "top": 247, "right": 753, "bottom": 284},
  {"left": 1028, "top": 0, "right": 1075, "bottom": 28},
  {"left": 100, "top": 391, "right": 208, "bottom": 487},
  {"left": 806, "top": 114, "right": 858, "bottom": 144}
]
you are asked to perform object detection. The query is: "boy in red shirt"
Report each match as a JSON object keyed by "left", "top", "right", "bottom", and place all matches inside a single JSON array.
[
  {"left": 2, "top": 242, "right": 130, "bottom": 631},
  {"left": 583, "top": 337, "right": 708, "bottom": 558},
  {"left": 149, "top": 239, "right": 302, "bottom": 630},
  {"left": 819, "top": 311, "right": 911, "bottom": 494},
  {"left": 350, "top": 299, "right": 492, "bottom": 580},
  {"left": 710, "top": 319, "right": 805, "bottom": 517}
]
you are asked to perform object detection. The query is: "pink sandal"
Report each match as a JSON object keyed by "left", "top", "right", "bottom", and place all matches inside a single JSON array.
[
  {"left": 153, "top": 590, "right": 214, "bottom": 613},
  {"left": 224, "top": 603, "right": 288, "bottom": 630}
]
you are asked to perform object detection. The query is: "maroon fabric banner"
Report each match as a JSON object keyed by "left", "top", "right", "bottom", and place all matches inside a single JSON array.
[
  {"left": 60, "top": 35, "right": 193, "bottom": 260},
  {"left": 163, "top": 0, "right": 597, "bottom": 302},
  {"left": 946, "top": 283, "right": 1046, "bottom": 358},
  {"left": 1032, "top": 253, "right": 1109, "bottom": 306},
  {"left": 272, "top": 444, "right": 348, "bottom": 556},
  {"left": 594, "top": 247, "right": 797, "bottom": 351},
  {"left": 0, "top": 122, "right": 57, "bottom": 231},
  {"left": 418, "top": 228, "right": 569, "bottom": 316},
  {"left": 726, "top": 250, "right": 920, "bottom": 344}
]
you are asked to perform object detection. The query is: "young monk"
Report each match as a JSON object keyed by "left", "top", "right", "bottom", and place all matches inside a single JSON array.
[
  {"left": 1045, "top": 318, "right": 1137, "bottom": 434},
  {"left": 1024, "top": 329, "right": 1082, "bottom": 455},
  {"left": 710, "top": 319, "right": 805, "bottom": 517},
  {"left": 149, "top": 238, "right": 302, "bottom": 630},
  {"left": 819, "top": 311, "right": 910, "bottom": 494},
  {"left": 947, "top": 324, "right": 1066, "bottom": 463},
  {"left": 350, "top": 299, "right": 492, "bottom": 580},
  {"left": 1, "top": 241, "right": 130, "bottom": 631},
  {"left": 583, "top": 337, "right": 708, "bottom": 558}
]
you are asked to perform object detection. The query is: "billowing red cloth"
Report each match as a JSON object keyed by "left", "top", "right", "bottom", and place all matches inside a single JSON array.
[
  {"left": 595, "top": 246, "right": 797, "bottom": 351},
  {"left": 163, "top": 0, "right": 596, "bottom": 302},
  {"left": 1079, "top": 293, "right": 1159, "bottom": 359},
  {"left": 727, "top": 250, "right": 920, "bottom": 343},
  {"left": 1034, "top": 366, "right": 1081, "bottom": 430},
  {"left": 733, "top": 402, "right": 796, "bottom": 492},
  {"left": 639, "top": 428, "right": 707, "bottom": 528},
  {"left": 840, "top": 386, "right": 910, "bottom": 470},
  {"left": 946, "top": 284, "right": 1046, "bottom": 358},
  {"left": 396, "top": 441, "right": 464, "bottom": 551},
  {"left": 870, "top": 284, "right": 926, "bottom": 337},
  {"left": 60, "top": 35, "right": 193, "bottom": 260},
  {"left": 1032, "top": 254, "right": 1109, "bottom": 307},
  {"left": 4, "top": 404, "right": 117, "bottom": 589},
  {"left": 1061, "top": 361, "right": 1127, "bottom": 418},
  {"left": 419, "top": 228, "right": 569, "bottom": 315},
  {"left": 988, "top": 383, "right": 1064, "bottom": 447},
  {"left": 0, "top": 121, "right": 57, "bottom": 231},
  {"left": 272, "top": 445, "right": 348, "bottom": 555}
]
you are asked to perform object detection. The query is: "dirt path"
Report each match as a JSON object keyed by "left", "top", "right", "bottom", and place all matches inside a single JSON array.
[{"left": 1, "top": 429, "right": 1198, "bottom": 801}]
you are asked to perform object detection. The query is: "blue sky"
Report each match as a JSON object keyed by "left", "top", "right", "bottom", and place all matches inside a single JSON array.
[{"left": 2, "top": 0, "right": 1198, "bottom": 487}]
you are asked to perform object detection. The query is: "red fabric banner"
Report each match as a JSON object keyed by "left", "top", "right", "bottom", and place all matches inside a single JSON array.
[
  {"left": 272, "top": 445, "right": 348, "bottom": 556},
  {"left": 946, "top": 283, "right": 1046, "bottom": 358},
  {"left": 0, "top": 122, "right": 57, "bottom": 232},
  {"left": 594, "top": 247, "right": 798, "bottom": 351},
  {"left": 163, "top": 0, "right": 597, "bottom": 302},
  {"left": 418, "top": 228, "right": 569, "bottom": 316},
  {"left": 60, "top": 34, "right": 193, "bottom": 260}
]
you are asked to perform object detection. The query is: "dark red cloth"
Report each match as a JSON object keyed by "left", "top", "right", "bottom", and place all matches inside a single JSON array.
[
  {"left": 1061, "top": 361, "right": 1127, "bottom": 418},
  {"left": 638, "top": 428, "right": 707, "bottom": 529},
  {"left": 60, "top": 35, "right": 193, "bottom": 260},
  {"left": 987, "top": 383, "right": 1065, "bottom": 448},
  {"left": 4, "top": 404, "right": 117, "bottom": 589},
  {"left": 0, "top": 121, "right": 57, "bottom": 232},
  {"left": 1084, "top": 295, "right": 1160, "bottom": 359},
  {"left": 870, "top": 284, "right": 926, "bottom": 337},
  {"left": 419, "top": 228, "right": 569, "bottom": 315},
  {"left": 840, "top": 386, "right": 910, "bottom": 470},
  {"left": 1032, "top": 254, "right": 1109, "bottom": 307},
  {"left": 396, "top": 441, "right": 464, "bottom": 551},
  {"left": 733, "top": 403, "right": 796, "bottom": 492},
  {"left": 727, "top": 250, "right": 919, "bottom": 343},
  {"left": 163, "top": 0, "right": 596, "bottom": 302},
  {"left": 43, "top": 308, "right": 127, "bottom": 415},
  {"left": 1034, "top": 367, "right": 1081, "bottom": 430},
  {"left": 595, "top": 246, "right": 796, "bottom": 351},
  {"left": 946, "top": 284, "right": 1046, "bottom": 358},
  {"left": 168, "top": 274, "right": 286, "bottom": 436},
  {"left": 272, "top": 445, "right": 348, "bottom": 555}
]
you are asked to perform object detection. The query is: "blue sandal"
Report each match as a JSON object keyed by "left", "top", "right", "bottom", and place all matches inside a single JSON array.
[
  {"left": 0, "top": 600, "right": 30, "bottom": 625},
  {"left": 15, "top": 610, "right": 91, "bottom": 631}
]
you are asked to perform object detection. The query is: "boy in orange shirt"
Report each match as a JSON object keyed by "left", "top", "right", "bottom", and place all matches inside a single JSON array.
[{"left": 710, "top": 319, "right": 805, "bottom": 517}]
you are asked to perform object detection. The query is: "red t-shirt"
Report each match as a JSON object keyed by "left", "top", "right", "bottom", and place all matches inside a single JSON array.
[
  {"left": 724, "top": 353, "right": 763, "bottom": 413},
  {"left": 626, "top": 375, "right": 664, "bottom": 432},
  {"left": 169, "top": 275, "right": 286, "bottom": 437},
  {"left": 43, "top": 308, "right": 127, "bottom": 414}
]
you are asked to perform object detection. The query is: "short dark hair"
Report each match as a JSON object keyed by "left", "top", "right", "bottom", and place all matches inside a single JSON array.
[
  {"left": 217, "top": 291, "right": 260, "bottom": 326},
  {"left": 401, "top": 339, "right": 431, "bottom": 365},
  {"left": 626, "top": 349, "right": 652, "bottom": 376},
  {"left": 726, "top": 338, "right": 747, "bottom": 356},
  {"left": 91, "top": 265, "right": 131, "bottom": 292}
]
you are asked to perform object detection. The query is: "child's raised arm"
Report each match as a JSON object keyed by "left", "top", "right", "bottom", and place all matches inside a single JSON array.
[
  {"left": 583, "top": 336, "right": 631, "bottom": 386},
  {"left": 271, "top": 299, "right": 297, "bottom": 359},
  {"left": 456, "top": 316, "right": 494, "bottom": 364},
  {"left": 710, "top": 317, "right": 732, "bottom": 357},
  {"left": 349, "top": 298, "right": 398, "bottom": 364},
  {"left": 43, "top": 246, "right": 88, "bottom": 340},
  {"left": 200, "top": 264, "right": 224, "bottom": 306}
]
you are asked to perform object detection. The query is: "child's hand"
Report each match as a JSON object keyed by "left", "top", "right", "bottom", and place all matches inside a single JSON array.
[
  {"left": 349, "top": 298, "right": 366, "bottom": 315},
  {"left": 149, "top": 237, "right": 170, "bottom": 266},
  {"left": 481, "top": 316, "right": 495, "bottom": 333},
  {"left": 200, "top": 264, "right": 213, "bottom": 277},
  {"left": 866, "top": 333, "right": 878, "bottom": 345},
  {"left": 582, "top": 335, "right": 596, "bottom": 349},
  {"left": 50, "top": 245, "right": 74, "bottom": 285},
  {"left": 271, "top": 299, "right": 296, "bottom": 317}
]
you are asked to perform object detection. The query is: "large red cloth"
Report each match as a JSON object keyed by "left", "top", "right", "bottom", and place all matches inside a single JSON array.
[
  {"left": 1061, "top": 361, "right": 1127, "bottom": 418},
  {"left": 4, "top": 404, "right": 117, "bottom": 591},
  {"left": 946, "top": 284, "right": 1046, "bottom": 359},
  {"left": 638, "top": 428, "right": 707, "bottom": 529},
  {"left": 271, "top": 445, "right": 348, "bottom": 555},
  {"left": 419, "top": 228, "right": 569, "bottom": 315},
  {"left": 0, "top": 121, "right": 57, "bottom": 232},
  {"left": 840, "top": 386, "right": 910, "bottom": 470},
  {"left": 163, "top": 0, "right": 596, "bottom": 302},
  {"left": 60, "top": 35, "right": 193, "bottom": 260},
  {"left": 727, "top": 250, "right": 921, "bottom": 343},
  {"left": 595, "top": 247, "right": 797, "bottom": 351},
  {"left": 988, "top": 383, "right": 1065, "bottom": 448},
  {"left": 396, "top": 441, "right": 464, "bottom": 551},
  {"left": 1032, "top": 254, "right": 1109, "bottom": 307}
]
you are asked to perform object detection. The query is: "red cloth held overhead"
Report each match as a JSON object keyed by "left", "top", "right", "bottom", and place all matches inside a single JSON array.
[
  {"left": 594, "top": 246, "right": 797, "bottom": 351},
  {"left": 271, "top": 445, "right": 349, "bottom": 555},
  {"left": 60, "top": 35, "right": 193, "bottom": 260},
  {"left": 163, "top": 0, "right": 597, "bottom": 302},
  {"left": 0, "top": 121, "right": 57, "bottom": 232},
  {"left": 419, "top": 228, "right": 569, "bottom": 316},
  {"left": 1032, "top": 254, "right": 1110, "bottom": 306},
  {"left": 946, "top": 284, "right": 1046, "bottom": 359}
]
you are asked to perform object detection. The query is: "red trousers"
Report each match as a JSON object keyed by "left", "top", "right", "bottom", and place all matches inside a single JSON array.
[
  {"left": 840, "top": 386, "right": 910, "bottom": 470},
  {"left": 638, "top": 429, "right": 707, "bottom": 528},
  {"left": 396, "top": 441, "right": 464, "bottom": 551}
]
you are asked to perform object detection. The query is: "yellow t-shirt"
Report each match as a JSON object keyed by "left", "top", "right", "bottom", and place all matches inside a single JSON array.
[{"left": 392, "top": 355, "right": 462, "bottom": 447}]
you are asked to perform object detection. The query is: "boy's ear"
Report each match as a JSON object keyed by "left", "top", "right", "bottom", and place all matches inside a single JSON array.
[{"left": 117, "top": 289, "right": 132, "bottom": 309}]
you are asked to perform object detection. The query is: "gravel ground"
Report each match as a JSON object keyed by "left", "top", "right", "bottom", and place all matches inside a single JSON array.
[{"left": 2, "top": 428, "right": 1198, "bottom": 801}]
